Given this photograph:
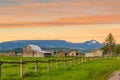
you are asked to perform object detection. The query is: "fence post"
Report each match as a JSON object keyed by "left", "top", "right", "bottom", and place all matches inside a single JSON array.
[
  {"left": 20, "top": 59, "right": 23, "bottom": 78},
  {"left": 0, "top": 61, "right": 2, "bottom": 78},
  {"left": 87, "top": 57, "right": 89, "bottom": 62},
  {"left": 83, "top": 57, "right": 85, "bottom": 62},
  {"left": 47, "top": 60, "right": 50, "bottom": 71},
  {"left": 86, "top": 57, "right": 88, "bottom": 62},
  {"left": 90, "top": 57, "right": 92, "bottom": 61},
  {"left": 74, "top": 56, "right": 76, "bottom": 65},
  {"left": 86, "top": 57, "right": 87, "bottom": 62},
  {"left": 91, "top": 57, "right": 94, "bottom": 61},
  {"left": 92, "top": 57, "right": 94, "bottom": 60},
  {"left": 89, "top": 57, "right": 91, "bottom": 61},
  {"left": 70, "top": 58, "right": 72, "bottom": 65},
  {"left": 81, "top": 57, "right": 83, "bottom": 63},
  {"left": 56, "top": 59, "right": 59, "bottom": 68},
  {"left": 82, "top": 57, "right": 84, "bottom": 63},
  {"left": 88, "top": 57, "right": 90, "bottom": 61},
  {"left": 35, "top": 60, "right": 38, "bottom": 73},
  {"left": 79, "top": 57, "right": 81, "bottom": 64},
  {"left": 64, "top": 59, "right": 66, "bottom": 67},
  {"left": 85, "top": 57, "right": 87, "bottom": 62}
]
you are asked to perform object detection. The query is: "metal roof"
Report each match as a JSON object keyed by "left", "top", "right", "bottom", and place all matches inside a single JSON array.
[
  {"left": 28, "top": 44, "right": 51, "bottom": 53},
  {"left": 29, "top": 44, "right": 42, "bottom": 51}
]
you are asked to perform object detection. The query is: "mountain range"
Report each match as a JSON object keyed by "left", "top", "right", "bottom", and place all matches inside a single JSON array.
[{"left": 0, "top": 40, "right": 103, "bottom": 52}]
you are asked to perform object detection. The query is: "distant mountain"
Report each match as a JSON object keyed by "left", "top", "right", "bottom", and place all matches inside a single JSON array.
[
  {"left": 79, "top": 40, "right": 103, "bottom": 49},
  {"left": 0, "top": 40, "right": 103, "bottom": 52}
]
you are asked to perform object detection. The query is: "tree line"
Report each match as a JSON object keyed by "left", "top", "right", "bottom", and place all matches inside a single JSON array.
[{"left": 101, "top": 33, "right": 120, "bottom": 56}]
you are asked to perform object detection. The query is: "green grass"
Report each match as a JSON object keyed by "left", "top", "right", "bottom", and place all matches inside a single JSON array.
[{"left": 0, "top": 56, "right": 120, "bottom": 80}]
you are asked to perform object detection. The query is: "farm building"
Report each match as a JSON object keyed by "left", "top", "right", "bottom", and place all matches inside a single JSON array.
[
  {"left": 56, "top": 50, "right": 66, "bottom": 57},
  {"left": 68, "top": 49, "right": 78, "bottom": 56},
  {"left": 9, "top": 51, "right": 17, "bottom": 56},
  {"left": 47, "top": 50, "right": 56, "bottom": 56},
  {"left": 85, "top": 52, "right": 93, "bottom": 57},
  {"left": 22, "top": 44, "right": 52, "bottom": 57},
  {"left": 85, "top": 50, "right": 103, "bottom": 57}
]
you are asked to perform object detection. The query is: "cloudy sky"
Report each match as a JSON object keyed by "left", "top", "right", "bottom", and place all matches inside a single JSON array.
[{"left": 0, "top": 0, "right": 120, "bottom": 43}]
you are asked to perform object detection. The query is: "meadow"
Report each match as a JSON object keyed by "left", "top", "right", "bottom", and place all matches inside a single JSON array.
[{"left": 0, "top": 55, "right": 120, "bottom": 80}]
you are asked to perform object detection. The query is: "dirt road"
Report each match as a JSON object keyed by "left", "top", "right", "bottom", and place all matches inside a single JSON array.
[{"left": 109, "top": 72, "right": 120, "bottom": 80}]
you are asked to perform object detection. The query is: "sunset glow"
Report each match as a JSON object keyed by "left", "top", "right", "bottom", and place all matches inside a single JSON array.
[{"left": 0, "top": 0, "right": 120, "bottom": 43}]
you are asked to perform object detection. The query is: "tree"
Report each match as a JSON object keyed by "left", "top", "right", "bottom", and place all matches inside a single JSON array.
[
  {"left": 102, "top": 33, "right": 115, "bottom": 56},
  {"left": 101, "top": 45, "right": 108, "bottom": 55},
  {"left": 114, "top": 45, "right": 120, "bottom": 56}
]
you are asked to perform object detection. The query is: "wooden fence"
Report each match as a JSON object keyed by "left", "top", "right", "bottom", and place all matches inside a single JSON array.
[{"left": 0, "top": 57, "right": 102, "bottom": 78}]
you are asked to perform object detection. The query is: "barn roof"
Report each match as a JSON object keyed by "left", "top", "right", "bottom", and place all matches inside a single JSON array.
[
  {"left": 28, "top": 44, "right": 51, "bottom": 53},
  {"left": 29, "top": 44, "right": 42, "bottom": 51}
]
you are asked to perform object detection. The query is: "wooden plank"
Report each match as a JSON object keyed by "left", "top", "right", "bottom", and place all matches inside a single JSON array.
[
  {"left": 74, "top": 57, "right": 76, "bottom": 65},
  {"left": 56, "top": 59, "right": 59, "bottom": 68},
  {"left": 24, "top": 60, "right": 48, "bottom": 63},
  {"left": 64, "top": 59, "right": 66, "bottom": 67},
  {"left": 2, "top": 62, "right": 22, "bottom": 64},
  {"left": 47, "top": 60, "right": 50, "bottom": 71},
  {"left": 79, "top": 57, "right": 81, "bottom": 64},
  {"left": 0, "top": 61, "right": 2, "bottom": 78},
  {"left": 70, "top": 58, "right": 72, "bottom": 65},
  {"left": 82, "top": 57, "right": 84, "bottom": 63},
  {"left": 20, "top": 59, "right": 23, "bottom": 78},
  {"left": 35, "top": 60, "right": 38, "bottom": 73}
]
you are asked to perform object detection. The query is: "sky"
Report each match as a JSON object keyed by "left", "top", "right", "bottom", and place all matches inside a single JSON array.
[{"left": 0, "top": 0, "right": 120, "bottom": 43}]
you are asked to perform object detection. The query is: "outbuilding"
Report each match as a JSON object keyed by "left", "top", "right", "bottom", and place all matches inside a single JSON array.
[
  {"left": 56, "top": 50, "right": 66, "bottom": 57},
  {"left": 85, "top": 50, "right": 103, "bottom": 57},
  {"left": 69, "top": 49, "right": 78, "bottom": 56},
  {"left": 22, "top": 44, "right": 52, "bottom": 57},
  {"left": 9, "top": 51, "right": 17, "bottom": 56}
]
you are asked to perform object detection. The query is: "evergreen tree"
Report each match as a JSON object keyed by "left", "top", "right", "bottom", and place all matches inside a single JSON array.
[
  {"left": 114, "top": 45, "right": 120, "bottom": 56},
  {"left": 102, "top": 33, "right": 115, "bottom": 56}
]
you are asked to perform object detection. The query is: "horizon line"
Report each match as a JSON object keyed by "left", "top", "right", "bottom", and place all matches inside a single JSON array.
[{"left": 0, "top": 39, "right": 104, "bottom": 44}]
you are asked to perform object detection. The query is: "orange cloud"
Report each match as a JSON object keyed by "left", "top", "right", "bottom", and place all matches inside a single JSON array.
[
  {"left": 0, "top": 14, "right": 119, "bottom": 28},
  {"left": 0, "top": 0, "right": 119, "bottom": 28},
  {"left": 56, "top": 14, "right": 120, "bottom": 24}
]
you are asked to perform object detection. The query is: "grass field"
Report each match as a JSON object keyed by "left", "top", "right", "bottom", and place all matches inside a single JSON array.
[{"left": 0, "top": 55, "right": 120, "bottom": 80}]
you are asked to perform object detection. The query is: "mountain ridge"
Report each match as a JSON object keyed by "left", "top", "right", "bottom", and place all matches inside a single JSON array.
[{"left": 0, "top": 40, "right": 103, "bottom": 51}]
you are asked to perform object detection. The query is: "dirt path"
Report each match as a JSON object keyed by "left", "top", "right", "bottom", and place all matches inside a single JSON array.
[{"left": 108, "top": 72, "right": 120, "bottom": 80}]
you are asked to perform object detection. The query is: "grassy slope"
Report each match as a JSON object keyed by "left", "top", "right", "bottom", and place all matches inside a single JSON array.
[{"left": 0, "top": 56, "right": 120, "bottom": 80}]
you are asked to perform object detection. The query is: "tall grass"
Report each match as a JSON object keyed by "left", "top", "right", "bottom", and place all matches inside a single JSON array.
[{"left": 0, "top": 56, "right": 120, "bottom": 80}]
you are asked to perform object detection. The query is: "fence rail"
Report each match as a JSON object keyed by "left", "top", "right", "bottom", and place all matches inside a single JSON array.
[{"left": 0, "top": 57, "right": 102, "bottom": 78}]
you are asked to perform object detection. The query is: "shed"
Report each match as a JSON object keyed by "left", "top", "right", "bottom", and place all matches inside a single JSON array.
[
  {"left": 9, "top": 51, "right": 17, "bottom": 56},
  {"left": 56, "top": 50, "right": 66, "bottom": 57},
  {"left": 22, "top": 44, "right": 52, "bottom": 57},
  {"left": 69, "top": 49, "right": 78, "bottom": 56},
  {"left": 85, "top": 50, "right": 103, "bottom": 57}
]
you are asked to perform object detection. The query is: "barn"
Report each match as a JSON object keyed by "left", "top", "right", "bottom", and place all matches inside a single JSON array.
[
  {"left": 69, "top": 49, "right": 78, "bottom": 56},
  {"left": 56, "top": 50, "right": 66, "bottom": 57},
  {"left": 85, "top": 50, "right": 103, "bottom": 57},
  {"left": 22, "top": 44, "right": 52, "bottom": 57}
]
